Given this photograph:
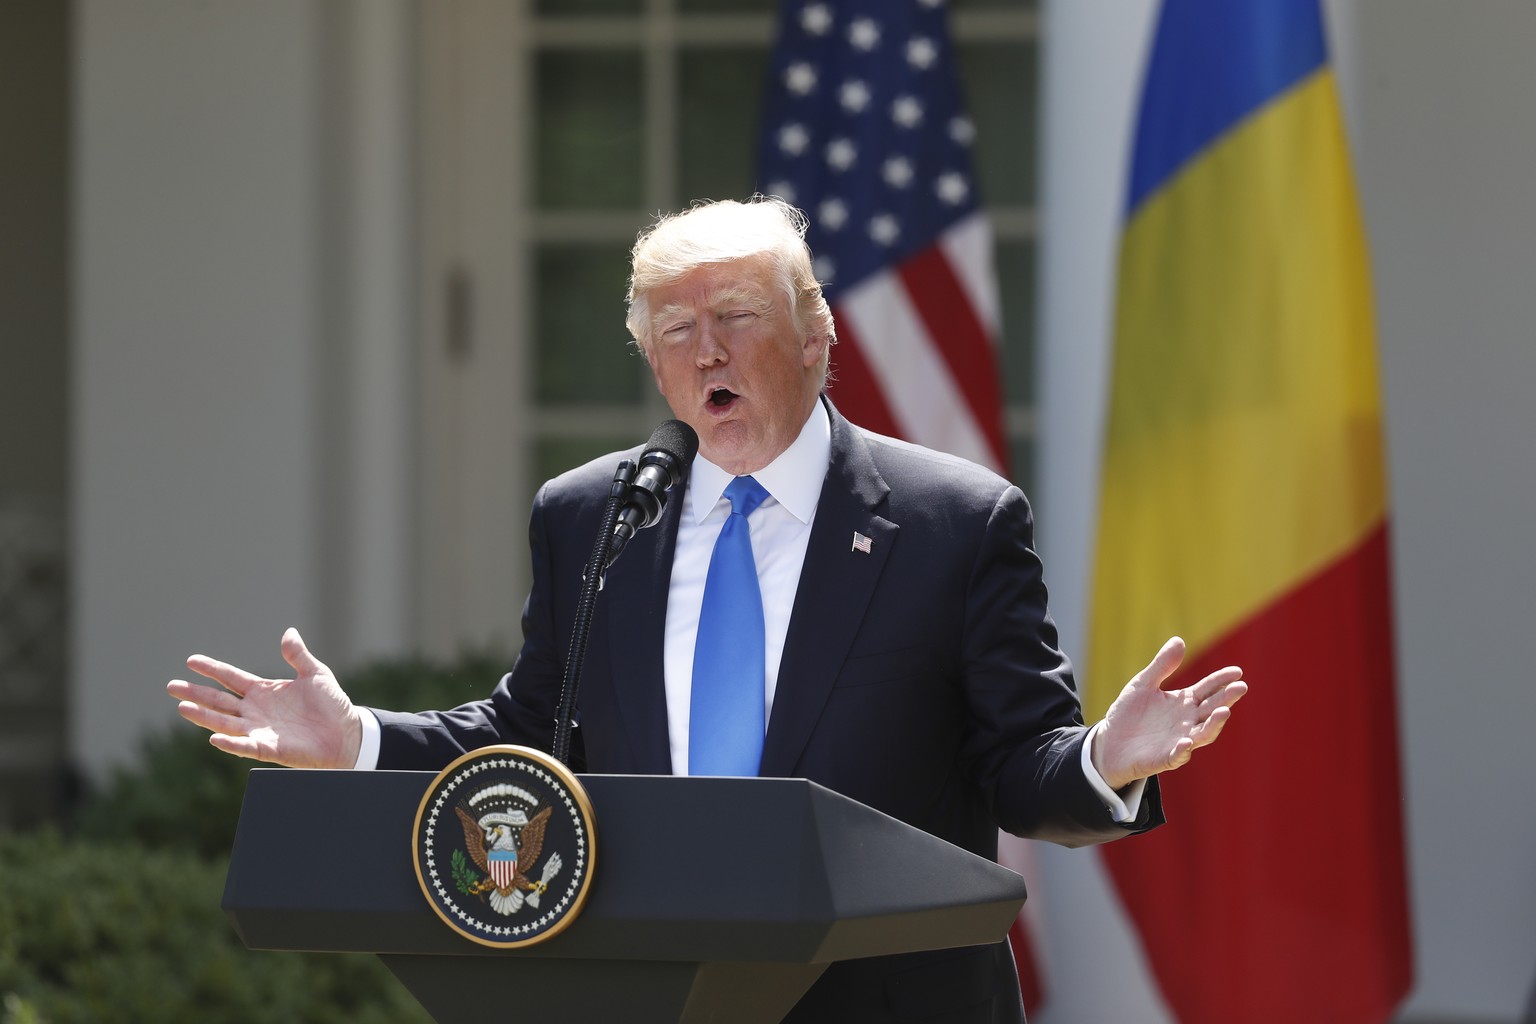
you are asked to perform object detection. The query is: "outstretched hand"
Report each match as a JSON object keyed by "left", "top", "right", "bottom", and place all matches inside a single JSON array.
[
  {"left": 166, "top": 627, "right": 363, "bottom": 769},
  {"left": 1092, "top": 636, "right": 1247, "bottom": 792}
]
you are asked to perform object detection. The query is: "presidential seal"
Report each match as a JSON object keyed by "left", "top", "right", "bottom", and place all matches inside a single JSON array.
[{"left": 412, "top": 745, "right": 597, "bottom": 948}]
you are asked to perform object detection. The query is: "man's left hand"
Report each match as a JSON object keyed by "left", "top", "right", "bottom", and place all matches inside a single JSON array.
[{"left": 1092, "top": 636, "right": 1247, "bottom": 792}]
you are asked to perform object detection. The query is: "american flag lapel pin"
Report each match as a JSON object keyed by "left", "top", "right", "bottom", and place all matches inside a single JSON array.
[{"left": 852, "top": 532, "right": 873, "bottom": 554}]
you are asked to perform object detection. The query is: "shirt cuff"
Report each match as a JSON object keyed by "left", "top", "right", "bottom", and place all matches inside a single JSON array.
[
  {"left": 1081, "top": 721, "right": 1146, "bottom": 824},
  {"left": 352, "top": 707, "right": 381, "bottom": 770}
]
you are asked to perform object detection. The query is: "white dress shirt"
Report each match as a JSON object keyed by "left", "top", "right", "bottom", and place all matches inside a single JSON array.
[{"left": 663, "top": 401, "right": 831, "bottom": 775}]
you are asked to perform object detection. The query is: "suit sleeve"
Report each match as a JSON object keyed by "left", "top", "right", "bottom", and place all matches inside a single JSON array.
[{"left": 959, "top": 484, "right": 1162, "bottom": 847}]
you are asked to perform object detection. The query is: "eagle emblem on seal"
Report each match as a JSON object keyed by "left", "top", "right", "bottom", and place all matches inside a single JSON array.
[{"left": 451, "top": 784, "right": 564, "bottom": 916}]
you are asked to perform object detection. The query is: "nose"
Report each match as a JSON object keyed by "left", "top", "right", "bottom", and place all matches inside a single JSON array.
[{"left": 695, "top": 320, "right": 728, "bottom": 367}]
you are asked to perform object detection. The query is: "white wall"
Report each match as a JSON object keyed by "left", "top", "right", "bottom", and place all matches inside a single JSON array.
[
  {"left": 1035, "top": 1, "right": 1536, "bottom": 1020},
  {"left": 1349, "top": 2, "right": 1536, "bottom": 1017},
  {"left": 70, "top": 0, "right": 415, "bottom": 776}
]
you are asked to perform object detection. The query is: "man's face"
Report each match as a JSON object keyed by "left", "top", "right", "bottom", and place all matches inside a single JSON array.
[{"left": 642, "top": 258, "right": 826, "bottom": 475}]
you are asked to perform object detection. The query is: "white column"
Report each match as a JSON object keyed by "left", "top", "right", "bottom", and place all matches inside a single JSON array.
[
  {"left": 72, "top": 0, "right": 327, "bottom": 775},
  {"left": 70, "top": 0, "right": 418, "bottom": 775},
  {"left": 318, "top": 0, "right": 418, "bottom": 662},
  {"left": 414, "top": 0, "right": 534, "bottom": 659},
  {"left": 1344, "top": 2, "right": 1536, "bottom": 1018}
]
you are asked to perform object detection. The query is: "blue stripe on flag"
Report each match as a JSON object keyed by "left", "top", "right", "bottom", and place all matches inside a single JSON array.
[{"left": 1126, "top": 0, "right": 1327, "bottom": 215}]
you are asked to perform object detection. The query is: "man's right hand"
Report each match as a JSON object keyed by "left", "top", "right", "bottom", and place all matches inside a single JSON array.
[{"left": 166, "top": 627, "right": 363, "bottom": 769}]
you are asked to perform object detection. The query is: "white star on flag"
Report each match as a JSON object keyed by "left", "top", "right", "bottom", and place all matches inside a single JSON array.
[
  {"left": 848, "top": 17, "right": 880, "bottom": 51},
  {"left": 839, "top": 79, "right": 871, "bottom": 113},
  {"left": 891, "top": 95, "right": 924, "bottom": 128},
  {"left": 869, "top": 213, "right": 900, "bottom": 245},
  {"left": 800, "top": 2, "right": 833, "bottom": 35},
  {"left": 935, "top": 170, "right": 968, "bottom": 204},
  {"left": 778, "top": 123, "right": 810, "bottom": 155},
  {"left": 825, "top": 137, "right": 857, "bottom": 171},
  {"left": 766, "top": 180, "right": 797, "bottom": 203},
  {"left": 784, "top": 61, "right": 817, "bottom": 95},
  {"left": 906, "top": 36, "right": 937, "bottom": 69},
  {"left": 819, "top": 197, "right": 849, "bottom": 230}
]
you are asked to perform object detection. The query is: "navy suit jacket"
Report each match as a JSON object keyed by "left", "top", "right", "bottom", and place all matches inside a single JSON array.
[{"left": 375, "top": 399, "right": 1162, "bottom": 1022}]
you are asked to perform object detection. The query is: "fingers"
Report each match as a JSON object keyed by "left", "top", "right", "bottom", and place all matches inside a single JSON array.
[
  {"left": 166, "top": 678, "right": 244, "bottom": 717},
  {"left": 1189, "top": 705, "right": 1234, "bottom": 749},
  {"left": 173, "top": 697, "right": 247, "bottom": 738},
  {"left": 185, "top": 654, "right": 267, "bottom": 697},
  {"left": 1198, "top": 678, "right": 1248, "bottom": 715},
  {"left": 1188, "top": 676, "right": 1246, "bottom": 749},
  {"left": 1189, "top": 665, "right": 1246, "bottom": 705},
  {"left": 281, "top": 627, "right": 323, "bottom": 678},
  {"left": 183, "top": 628, "right": 322, "bottom": 701},
  {"left": 169, "top": 694, "right": 275, "bottom": 762},
  {"left": 1134, "top": 636, "right": 1186, "bottom": 690}
]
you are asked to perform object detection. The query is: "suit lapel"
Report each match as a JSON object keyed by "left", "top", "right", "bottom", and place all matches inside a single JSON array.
[
  {"left": 759, "top": 404, "right": 895, "bottom": 777},
  {"left": 602, "top": 483, "right": 683, "bottom": 775}
]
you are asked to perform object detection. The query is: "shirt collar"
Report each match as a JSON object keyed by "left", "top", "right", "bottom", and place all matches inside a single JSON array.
[{"left": 684, "top": 402, "right": 831, "bottom": 526}]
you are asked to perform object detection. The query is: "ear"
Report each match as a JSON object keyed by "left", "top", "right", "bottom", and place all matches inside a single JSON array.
[{"left": 801, "top": 331, "right": 828, "bottom": 369}]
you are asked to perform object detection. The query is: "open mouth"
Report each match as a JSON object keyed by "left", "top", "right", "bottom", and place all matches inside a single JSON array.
[{"left": 708, "top": 387, "right": 737, "bottom": 408}]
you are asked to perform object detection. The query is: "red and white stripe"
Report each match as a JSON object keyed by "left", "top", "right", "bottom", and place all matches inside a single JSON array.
[{"left": 829, "top": 213, "right": 1007, "bottom": 474}]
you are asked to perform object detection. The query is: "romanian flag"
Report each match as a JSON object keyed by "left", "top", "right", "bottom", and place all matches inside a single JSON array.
[{"left": 1087, "top": 1, "right": 1413, "bottom": 1021}]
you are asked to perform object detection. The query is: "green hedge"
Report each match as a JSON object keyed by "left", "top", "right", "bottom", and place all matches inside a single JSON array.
[
  {"left": 2, "top": 652, "right": 513, "bottom": 1024},
  {"left": 0, "top": 831, "right": 429, "bottom": 1024}
]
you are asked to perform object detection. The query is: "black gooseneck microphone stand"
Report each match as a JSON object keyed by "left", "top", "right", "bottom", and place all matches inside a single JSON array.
[
  {"left": 550, "top": 419, "right": 697, "bottom": 768},
  {"left": 551, "top": 459, "right": 634, "bottom": 767}
]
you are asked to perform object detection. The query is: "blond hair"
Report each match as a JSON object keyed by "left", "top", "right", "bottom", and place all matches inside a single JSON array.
[{"left": 625, "top": 196, "right": 836, "bottom": 379}]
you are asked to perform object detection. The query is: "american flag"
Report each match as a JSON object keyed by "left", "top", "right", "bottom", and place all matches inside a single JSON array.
[
  {"left": 757, "top": 0, "right": 1007, "bottom": 474},
  {"left": 758, "top": 0, "right": 1040, "bottom": 1008}
]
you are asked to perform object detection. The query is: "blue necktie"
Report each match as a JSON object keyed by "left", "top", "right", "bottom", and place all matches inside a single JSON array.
[{"left": 689, "top": 475, "right": 770, "bottom": 776}]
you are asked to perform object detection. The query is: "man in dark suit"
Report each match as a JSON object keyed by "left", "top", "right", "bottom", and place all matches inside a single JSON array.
[{"left": 169, "top": 197, "right": 1247, "bottom": 1022}]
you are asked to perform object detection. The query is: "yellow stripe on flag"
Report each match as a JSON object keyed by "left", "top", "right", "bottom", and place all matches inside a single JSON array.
[{"left": 1087, "top": 68, "right": 1387, "bottom": 715}]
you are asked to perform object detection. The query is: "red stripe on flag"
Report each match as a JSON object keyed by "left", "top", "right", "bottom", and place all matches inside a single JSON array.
[
  {"left": 1102, "top": 522, "right": 1412, "bottom": 1023},
  {"left": 825, "top": 310, "right": 904, "bottom": 439},
  {"left": 896, "top": 245, "right": 1008, "bottom": 469}
]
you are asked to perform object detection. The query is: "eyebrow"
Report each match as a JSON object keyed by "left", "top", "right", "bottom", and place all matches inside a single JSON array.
[
  {"left": 651, "top": 301, "right": 692, "bottom": 333},
  {"left": 650, "top": 286, "right": 773, "bottom": 334}
]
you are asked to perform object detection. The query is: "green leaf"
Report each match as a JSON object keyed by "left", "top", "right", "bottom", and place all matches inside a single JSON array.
[{"left": 450, "top": 848, "right": 483, "bottom": 897}]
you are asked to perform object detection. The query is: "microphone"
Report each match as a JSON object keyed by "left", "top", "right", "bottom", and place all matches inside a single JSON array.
[{"left": 606, "top": 419, "right": 698, "bottom": 568}]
